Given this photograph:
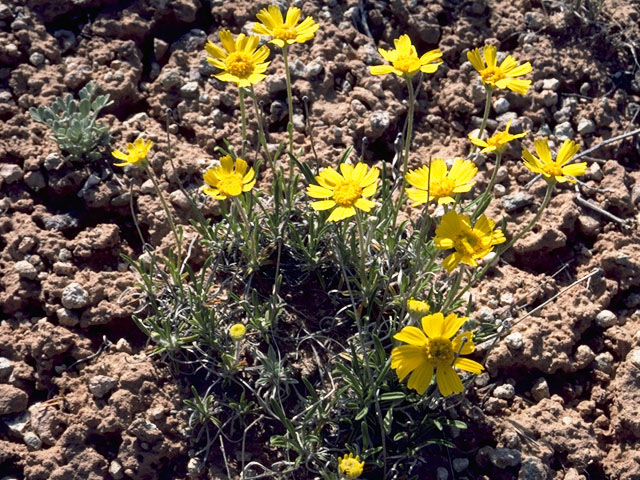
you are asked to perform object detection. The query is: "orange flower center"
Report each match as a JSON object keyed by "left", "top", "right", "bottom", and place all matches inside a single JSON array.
[
  {"left": 542, "top": 162, "right": 563, "bottom": 177},
  {"left": 430, "top": 177, "right": 456, "bottom": 198},
  {"left": 333, "top": 180, "right": 362, "bottom": 207},
  {"left": 487, "top": 131, "right": 511, "bottom": 147},
  {"left": 273, "top": 25, "right": 298, "bottom": 41},
  {"left": 225, "top": 52, "right": 254, "bottom": 78},
  {"left": 480, "top": 66, "right": 505, "bottom": 85},
  {"left": 425, "top": 337, "right": 454, "bottom": 366},
  {"left": 217, "top": 173, "right": 243, "bottom": 197}
]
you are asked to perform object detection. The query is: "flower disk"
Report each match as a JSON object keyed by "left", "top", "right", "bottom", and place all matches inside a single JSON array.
[
  {"left": 434, "top": 211, "right": 506, "bottom": 272},
  {"left": 467, "top": 45, "right": 532, "bottom": 94},
  {"left": 307, "top": 162, "right": 379, "bottom": 222},
  {"left": 370, "top": 34, "right": 442, "bottom": 78},
  {"left": 405, "top": 158, "right": 478, "bottom": 206},
  {"left": 202, "top": 155, "right": 256, "bottom": 200},
  {"left": 253, "top": 5, "right": 319, "bottom": 48},
  {"left": 468, "top": 120, "right": 528, "bottom": 154},
  {"left": 205, "top": 30, "right": 270, "bottom": 87},
  {"left": 391, "top": 312, "right": 484, "bottom": 396},
  {"left": 338, "top": 453, "right": 364, "bottom": 479},
  {"left": 112, "top": 137, "right": 153, "bottom": 167},
  {"left": 229, "top": 323, "right": 247, "bottom": 341},
  {"left": 522, "top": 138, "right": 586, "bottom": 184},
  {"left": 407, "top": 298, "right": 430, "bottom": 316}
]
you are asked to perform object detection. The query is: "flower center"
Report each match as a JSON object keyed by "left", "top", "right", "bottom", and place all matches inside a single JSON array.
[
  {"left": 217, "top": 173, "right": 243, "bottom": 197},
  {"left": 225, "top": 52, "right": 254, "bottom": 78},
  {"left": 480, "top": 66, "right": 505, "bottom": 85},
  {"left": 453, "top": 229, "right": 483, "bottom": 257},
  {"left": 333, "top": 180, "right": 362, "bottom": 207},
  {"left": 430, "top": 177, "right": 456, "bottom": 198},
  {"left": 542, "top": 162, "right": 563, "bottom": 177},
  {"left": 425, "top": 337, "right": 454, "bottom": 366},
  {"left": 394, "top": 55, "right": 419, "bottom": 74},
  {"left": 340, "top": 459, "right": 361, "bottom": 477},
  {"left": 273, "top": 25, "right": 298, "bottom": 41}
]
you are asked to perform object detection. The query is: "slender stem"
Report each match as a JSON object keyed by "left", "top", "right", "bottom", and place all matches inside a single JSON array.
[
  {"left": 485, "top": 152, "right": 502, "bottom": 196},
  {"left": 355, "top": 211, "right": 367, "bottom": 286},
  {"left": 282, "top": 44, "right": 294, "bottom": 158},
  {"left": 143, "top": 162, "right": 181, "bottom": 263},
  {"left": 232, "top": 196, "right": 256, "bottom": 266},
  {"left": 401, "top": 76, "right": 415, "bottom": 182},
  {"left": 476, "top": 87, "right": 493, "bottom": 147},
  {"left": 239, "top": 87, "right": 247, "bottom": 158},
  {"left": 472, "top": 151, "right": 503, "bottom": 222},
  {"left": 391, "top": 76, "right": 417, "bottom": 226},
  {"left": 249, "top": 85, "right": 274, "bottom": 173},
  {"left": 443, "top": 181, "right": 555, "bottom": 311}
]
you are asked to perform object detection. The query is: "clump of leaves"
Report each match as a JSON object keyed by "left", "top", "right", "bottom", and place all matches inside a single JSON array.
[{"left": 29, "top": 81, "right": 113, "bottom": 162}]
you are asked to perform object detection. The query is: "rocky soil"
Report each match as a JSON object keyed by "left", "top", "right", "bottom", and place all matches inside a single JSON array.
[{"left": 1, "top": 0, "right": 639, "bottom": 479}]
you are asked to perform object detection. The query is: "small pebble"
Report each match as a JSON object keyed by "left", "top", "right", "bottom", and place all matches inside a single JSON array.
[
  {"left": 61, "top": 282, "right": 89, "bottom": 309},
  {"left": 23, "top": 432, "right": 42, "bottom": 450},
  {"left": 531, "top": 377, "right": 550, "bottom": 401},
  {"left": 109, "top": 460, "right": 124, "bottom": 480},
  {"left": 502, "top": 192, "right": 534, "bottom": 213},
  {"left": 436, "top": 467, "right": 448, "bottom": 480},
  {"left": 628, "top": 349, "right": 640, "bottom": 369},
  {"left": 505, "top": 332, "right": 523, "bottom": 350},
  {"left": 543, "top": 78, "right": 560, "bottom": 91},
  {"left": 519, "top": 456, "right": 548, "bottom": 480},
  {"left": 594, "top": 352, "right": 614, "bottom": 373},
  {"left": 577, "top": 118, "right": 596, "bottom": 135},
  {"left": 453, "top": 458, "right": 469, "bottom": 472},
  {"left": 595, "top": 310, "right": 616, "bottom": 328},
  {"left": 489, "top": 447, "right": 522, "bottom": 468},
  {"left": 56, "top": 307, "right": 79, "bottom": 327},
  {"left": 14, "top": 260, "right": 38, "bottom": 280},
  {"left": 29, "top": 52, "right": 44, "bottom": 66},
  {"left": 554, "top": 121, "right": 574, "bottom": 140},
  {"left": 0, "top": 357, "right": 13, "bottom": 381},
  {"left": 575, "top": 344, "right": 596, "bottom": 367},
  {"left": 493, "top": 97, "right": 510, "bottom": 114},
  {"left": 493, "top": 384, "right": 515, "bottom": 400},
  {"left": 116, "top": 338, "right": 133, "bottom": 354}
]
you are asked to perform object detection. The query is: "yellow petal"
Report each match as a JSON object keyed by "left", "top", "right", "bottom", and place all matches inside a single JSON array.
[
  {"left": 421, "top": 313, "right": 445, "bottom": 339},
  {"left": 394, "top": 325, "right": 428, "bottom": 346},
  {"left": 219, "top": 30, "right": 235, "bottom": 53},
  {"left": 354, "top": 198, "right": 375, "bottom": 212},
  {"left": 310, "top": 199, "right": 336, "bottom": 211},
  {"left": 391, "top": 345, "right": 426, "bottom": 381},
  {"left": 112, "top": 149, "right": 129, "bottom": 161},
  {"left": 561, "top": 162, "right": 587, "bottom": 177},
  {"left": 407, "top": 363, "right": 434, "bottom": 394},
  {"left": 442, "top": 252, "right": 461, "bottom": 272},
  {"left": 284, "top": 6, "right": 301, "bottom": 27},
  {"left": 452, "top": 332, "right": 475, "bottom": 355},
  {"left": 436, "top": 366, "right": 464, "bottom": 397},
  {"left": 454, "top": 357, "right": 484, "bottom": 374},
  {"left": 441, "top": 313, "right": 468, "bottom": 339},
  {"left": 484, "top": 45, "right": 497, "bottom": 67},
  {"left": 307, "top": 184, "right": 333, "bottom": 199},
  {"left": 219, "top": 155, "right": 234, "bottom": 172},
  {"left": 467, "top": 48, "right": 485, "bottom": 72},
  {"left": 533, "top": 138, "right": 552, "bottom": 165},
  {"left": 556, "top": 140, "right": 579, "bottom": 166}
]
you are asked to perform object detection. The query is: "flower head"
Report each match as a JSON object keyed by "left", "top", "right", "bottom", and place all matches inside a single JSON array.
[
  {"left": 522, "top": 138, "right": 586, "bottom": 184},
  {"left": 391, "top": 312, "right": 484, "bottom": 396},
  {"left": 434, "top": 211, "right": 505, "bottom": 272},
  {"left": 338, "top": 453, "right": 364, "bottom": 479},
  {"left": 467, "top": 45, "right": 532, "bottom": 94},
  {"left": 205, "top": 30, "right": 270, "bottom": 87},
  {"left": 468, "top": 120, "right": 528, "bottom": 154},
  {"left": 370, "top": 34, "right": 442, "bottom": 78},
  {"left": 307, "top": 162, "right": 379, "bottom": 222},
  {"left": 112, "top": 137, "right": 153, "bottom": 167},
  {"left": 405, "top": 158, "right": 477, "bottom": 206},
  {"left": 407, "top": 298, "right": 431, "bottom": 316},
  {"left": 229, "top": 323, "right": 247, "bottom": 341},
  {"left": 253, "top": 5, "right": 319, "bottom": 48},
  {"left": 203, "top": 155, "right": 256, "bottom": 200}
]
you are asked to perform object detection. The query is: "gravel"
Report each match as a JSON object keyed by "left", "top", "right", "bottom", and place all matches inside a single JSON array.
[
  {"left": 519, "top": 456, "right": 548, "bottom": 479},
  {"left": 531, "top": 377, "right": 550, "bottom": 401},
  {"left": 554, "top": 121, "right": 574, "bottom": 140},
  {"left": 502, "top": 192, "right": 534, "bottom": 213},
  {"left": 595, "top": 310, "right": 617, "bottom": 328},
  {"left": 505, "top": 332, "right": 524, "bottom": 350},
  {"left": 89, "top": 375, "right": 118, "bottom": 398},
  {"left": 61, "top": 282, "right": 89, "bottom": 309},
  {"left": 0, "top": 163, "right": 23, "bottom": 184},
  {"left": 0, "top": 357, "right": 13, "bottom": 382},
  {"left": 43, "top": 214, "right": 79, "bottom": 232},
  {"left": 14, "top": 260, "right": 38, "bottom": 280},
  {"left": 494, "top": 384, "right": 516, "bottom": 400},
  {"left": 488, "top": 447, "right": 522, "bottom": 468},
  {"left": 452, "top": 458, "right": 469, "bottom": 472},
  {"left": 0, "top": 384, "right": 28, "bottom": 415},
  {"left": 577, "top": 118, "right": 596, "bottom": 135},
  {"left": 493, "top": 97, "right": 510, "bottom": 114},
  {"left": 23, "top": 431, "right": 42, "bottom": 450}
]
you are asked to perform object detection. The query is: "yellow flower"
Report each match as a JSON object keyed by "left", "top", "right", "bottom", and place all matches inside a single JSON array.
[
  {"left": 467, "top": 45, "right": 532, "bottom": 94},
  {"left": 338, "top": 453, "right": 364, "bottom": 479},
  {"left": 229, "top": 323, "right": 247, "bottom": 341},
  {"left": 112, "top": 137, "right": 153, "bottom": 167},
  {"left": 468, "top": 120, "right": 528, "bottom": 154},
  {"left": 370, "top": 34, "right": 442, "bottom": 78},
  {"left": 204, "top": 30, "right": 270, "bottom": 87},
  {"left": 253, "top": 5, "right": 319, "bottom": 48},
  {"left": 407, "top": 298, "right": 430, "bottom": 316},
  {"left": 202, "top": 155, "right": 256, "bottom": 200},
  {"left": 391, "top": 312, "right": 484, "bottom": 396},
  {"left": 522, "top": 138, "right": 586, "bottom": 184},
  {"left": 405, "top": 158, "right": 478, "bottom": 206},
  {"left": 307, "top": 162, "right": 379, "bottom": 222},
  {"left": 434, "top": 211, "right": 505, "bottom": 272}
]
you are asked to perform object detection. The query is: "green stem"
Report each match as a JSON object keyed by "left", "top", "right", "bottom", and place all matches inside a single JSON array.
[
  {"left": 232, "top": 196, "right": 256, "bottom": 266},
  {"left": 484, "top": 152, "right": 502, "bottom": 196},
  {"left": 475, "top": 87, "right": 493, "bottom": 148},
  {"left": 143, "top": 162, "right": 181, "bottom": 264},
  {"left": 391, "top": 76, "right": 417, "bottom": 225},
  {"left": 239, "top": 87, "right": 247, "bottom": 158},
  {"left": 249, "top": 85, "right": 274, "bottom": 174},
  {"left": 282, "top": 44, "right": 294, "bottom": 159},
  {"left": 443, "top": 181, "right": 555, "bottom": 312},
  {"left": 354, "top": 211, "right": 367, "bottom": 287}
]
